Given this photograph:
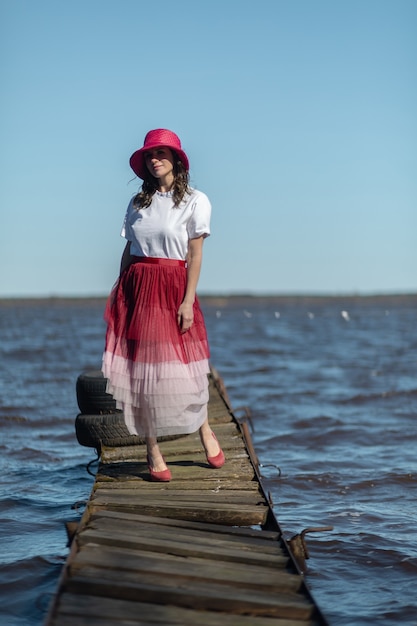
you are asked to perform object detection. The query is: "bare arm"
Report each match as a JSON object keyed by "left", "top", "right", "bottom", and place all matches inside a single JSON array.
[
  {"left": 177, "top": 236, "right": 204, "bottom": 333},
  {"left": 120, "top": 241, "right": 133, "bottom": 275}
]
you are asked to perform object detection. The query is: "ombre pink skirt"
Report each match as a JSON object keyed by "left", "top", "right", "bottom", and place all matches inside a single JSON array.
[{"left": 102, "top": 257, "right": 210, "bottom": 438}]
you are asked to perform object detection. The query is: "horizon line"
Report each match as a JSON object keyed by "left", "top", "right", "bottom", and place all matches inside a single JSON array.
[{"left": 1, "top": 291, "right": 417, "bottom": 301}]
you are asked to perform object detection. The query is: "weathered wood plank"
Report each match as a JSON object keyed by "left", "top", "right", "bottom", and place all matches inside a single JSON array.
[
  {"left": 100, "top": 421, "right": 238, "bottom": 450},
  {"left": 175, "top": 421, "right": 240, "bottom": 435},
  {"left": 91, "top": 490, "right": 264, "bottom": 507},
  {"left": 88, "top": 498, "right": 267, "bottom": 526},
  {"left": 51, "top": 615, "right": 314, "bottom": 626},
  {"left": 94, "top": 460, "right": 256, "bottom": 484},
  {"left": 207, "top": 413, "right": 234, "bottom": 424},
  {"left": 87, "top": 513, "right": 283, "bottom": 552},
  {"left": 93, "top": 487, "right": 265, "bottom": 504},
  {"left": 54, "top": 594, "right": 315, "bottom": 626},
  {"left": 77, "top": 527, "right": 288, "bottom": 568},
  {"left": 91, "top": 489, "right": 265, "bottom": 511},
  {"left": 94, "top": 477, "right": 261, "bottom": 491},
  {"left": 67, "top": 567, "right": 314, "bottom": 619},
  {"left": 86, "top": 509, "right": 281, "bottom": 540},
  {"left": 71, "top": 543, "right": 301, "bottom": 592},
  {"left": 100, "top": 444, "right": 248, "bottom": 464}
]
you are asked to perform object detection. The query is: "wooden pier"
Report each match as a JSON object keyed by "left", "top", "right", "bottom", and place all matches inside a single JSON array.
[{"left": 46, "top": 369, "right": 327, "bottom": 625}]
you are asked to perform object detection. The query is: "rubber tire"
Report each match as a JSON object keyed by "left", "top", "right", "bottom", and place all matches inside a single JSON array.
[
  {"left": 75, "top": 413, "right": 186, "bottom": 450},
  {"left": 75, "top": 370, "right": 186, "bottom": 450},
  {"left": 75, "top": 412, "right": 143, "bottom": 449},
  {"left": 76, "top": 370, "right": 120, "bottom": 414}
]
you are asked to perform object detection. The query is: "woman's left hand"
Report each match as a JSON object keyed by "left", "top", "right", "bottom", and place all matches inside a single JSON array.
[{"left": 177, "top": 301, "right": 194, "bottom": 333}]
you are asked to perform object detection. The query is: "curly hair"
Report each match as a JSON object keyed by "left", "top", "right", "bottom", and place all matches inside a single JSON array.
[{"left": 133, "top": 152, "right": 191, "bottom": 209}]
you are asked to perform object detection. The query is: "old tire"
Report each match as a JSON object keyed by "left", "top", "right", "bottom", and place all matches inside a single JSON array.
[
  {"left": 76, "top": 370, "right": 120, "bottom": 414},
  {"left": 75, "top": 412, "right": 143, "bottom": 449},
  {"left": 75, "top": 370, "right": 186, "bottom": 450},
  {"left": 75, "top": 413, "right": 186, "bottom": 450}
]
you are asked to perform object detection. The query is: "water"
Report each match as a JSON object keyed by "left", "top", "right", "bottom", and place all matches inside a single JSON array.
[{"left": 0, "top": 296, "right": 416, "bottom": 625}]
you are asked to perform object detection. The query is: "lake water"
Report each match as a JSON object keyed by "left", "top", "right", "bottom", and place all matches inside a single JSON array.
[{"left": 0, "top": 295, "right": 416, "bottom": 625}]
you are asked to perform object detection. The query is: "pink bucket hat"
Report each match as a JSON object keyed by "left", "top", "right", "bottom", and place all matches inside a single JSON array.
[{"left": 129, "top": 129, "right": 189, "bottom": 179}]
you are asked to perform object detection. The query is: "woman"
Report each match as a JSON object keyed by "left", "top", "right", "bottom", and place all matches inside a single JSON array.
[{"left": 102, "top": 129, "right": 225, "bottom": 481}]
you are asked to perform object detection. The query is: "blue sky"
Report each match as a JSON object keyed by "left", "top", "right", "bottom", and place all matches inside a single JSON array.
[{"left": 1, "top": 0, "right": 416, "bottom": 296}]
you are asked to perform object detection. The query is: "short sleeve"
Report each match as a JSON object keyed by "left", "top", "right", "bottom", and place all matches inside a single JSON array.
[
  {"left": 120, "top": 198, "right": 135, "bottom": 240},
  {"left": 187, "top": 192, "right": 211, "bottom": 239}
]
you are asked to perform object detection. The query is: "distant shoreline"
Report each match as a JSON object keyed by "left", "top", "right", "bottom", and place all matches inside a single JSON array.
[{"left": 1, "top": 293, "right": 416, "bottom": 307}]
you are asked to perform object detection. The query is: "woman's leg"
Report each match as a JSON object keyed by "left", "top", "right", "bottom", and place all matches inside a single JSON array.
[
  {"left": 199, "top": 418, "right": 221, "bottom": 457},
  {"left": 146, "top": 437, "right": 168, "bottom": 472}
]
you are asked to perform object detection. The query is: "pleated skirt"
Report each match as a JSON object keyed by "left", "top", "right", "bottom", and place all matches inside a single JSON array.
[{"left": 102, "top": 257, "right": 210, "bottom": 438}]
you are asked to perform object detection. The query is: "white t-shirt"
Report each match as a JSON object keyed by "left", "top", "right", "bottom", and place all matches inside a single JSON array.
[{"left": 121, "top": 188, "right": 211, "bottom": 260}]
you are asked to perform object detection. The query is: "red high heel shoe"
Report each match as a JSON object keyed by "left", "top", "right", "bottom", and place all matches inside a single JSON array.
[
  {"left": 147, "top": 455, "right": 172, "bottom": 482},
  {"left": 205, "top": 432, "right": 225, "bottom": 469}
]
